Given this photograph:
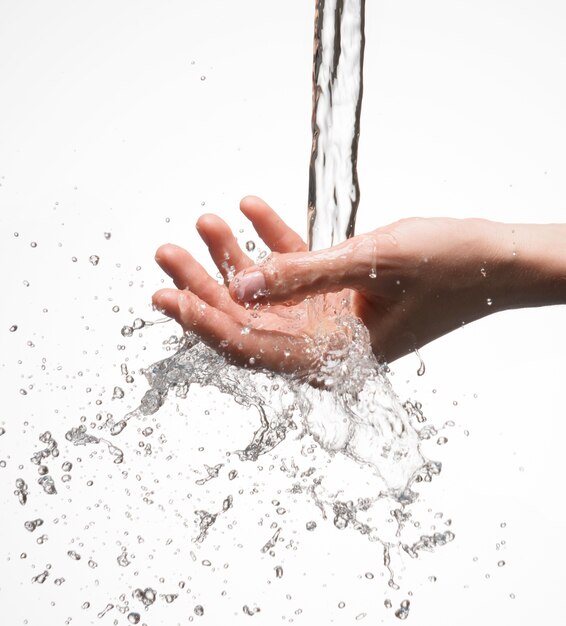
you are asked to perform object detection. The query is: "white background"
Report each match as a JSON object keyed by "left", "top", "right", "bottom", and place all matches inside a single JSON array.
[{"left": 1, "top": 1, "right": 566, "bottom": 625}]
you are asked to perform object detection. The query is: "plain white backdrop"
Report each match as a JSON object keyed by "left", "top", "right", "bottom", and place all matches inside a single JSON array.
[{"left": 1, "top": 1, "right": 566, "bottom": 624}]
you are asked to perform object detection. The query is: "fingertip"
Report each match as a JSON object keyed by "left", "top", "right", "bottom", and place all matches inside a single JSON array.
[
  {"left": 240, "top": 195, "right": 268, "bottom": 216},
  {"left": 152, "top": 288, "right": 179, "bottom": 313},
  {"left": 155, "top": 243, "right": 178, "bottom": 265},
  {"left": 229, "top": 268, "right": 267, "bottom": 303}
]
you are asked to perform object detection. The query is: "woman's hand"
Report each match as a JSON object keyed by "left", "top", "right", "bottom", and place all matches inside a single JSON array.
[{"left": 153, "top": 196, "right": 566, "bottom": 370}]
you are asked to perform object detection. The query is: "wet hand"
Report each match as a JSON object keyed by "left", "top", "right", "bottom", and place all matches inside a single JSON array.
[{"left": 153, "top": 196, "right": 347, "bottom": 377}]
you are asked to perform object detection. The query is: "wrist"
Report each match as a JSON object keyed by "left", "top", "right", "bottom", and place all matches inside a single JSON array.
[{"left": 491, "top": 222, "right": 566, "bottom": 309}]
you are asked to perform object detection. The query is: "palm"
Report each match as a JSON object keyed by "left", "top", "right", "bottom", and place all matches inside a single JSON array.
[{"left": 153, "top": 197, "right": 346, "bottom": 376}]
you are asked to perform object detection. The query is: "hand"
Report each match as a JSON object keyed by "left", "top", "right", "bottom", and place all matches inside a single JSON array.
[
  {"left": 153, "top": 196, "right": 345, "bottom": 378},
  {"left": 154, "top": 196, "right": 566, "bottom": 369}
]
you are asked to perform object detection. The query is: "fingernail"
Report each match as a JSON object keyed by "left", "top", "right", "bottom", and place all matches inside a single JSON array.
[{"left": 235, "top": 270, "right": 266, "bottom": 302}]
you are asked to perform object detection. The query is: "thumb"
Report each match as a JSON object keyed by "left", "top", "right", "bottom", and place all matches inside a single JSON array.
[{"left": 230, "top": 234, "right": 377, "bottom": 304}]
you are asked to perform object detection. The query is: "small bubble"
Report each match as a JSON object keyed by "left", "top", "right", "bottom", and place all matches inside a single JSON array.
[
  {"left": 364, "top": 572, "right": 374, "bottom": 579},
  {"left": 274, "top": 566, "right": 283, "bottom": 579},
  {"left": 112, "top": 305, "right": 120, "bottom": 312},
  {"left": 89, "top": 255, "right": 100, "bottom": 266},
  {"left": 30, "top": 241, "right": 37, "bottom": 248},
  {"left": 121, "top": 326, "right": 134, "bottom": 337},
  {"left": 486, "top": 298, "right": 493, "bottom": 306},
  {"left": 200, "top": 75, "right": 206, "bottom": 81},
  {"left": 305, "top": 521, "right": 317, "bottom": 531},
  {"left": 338, "top": 601, "right": 346, "bottom": 609},
  {"left": 436, "top": 437, "right": 448, "bottom": 445},
  {"left": 9, "top": 325, "right": 17, "bottom": 332},
  {"left": 480, "top": 267, "right": 487, "bottom": 277},
  {"left": 194, "top": 605, "right": 204, "bottom": 616},
  {"left": 104, "top": 232, "right": 111, "bottom": 239},
  {"left": 71, "top": 256, "right": 77, "bottom": 262},
  {"left": 245, "top": 241, "right": 256, "bottom": 252},
  {"left": 498, "top": 560, "right": 505, "bottom": 567},
  {"left": 128, "top": 613, "right": 141, "bottom": 624}
]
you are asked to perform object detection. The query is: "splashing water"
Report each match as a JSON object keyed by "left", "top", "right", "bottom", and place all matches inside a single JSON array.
[
  {"left": 5, "top": 3, "right": 456, "bottom": 623},
  {"left": 111, "top": 0, "right": 446, "bottom": 600}
]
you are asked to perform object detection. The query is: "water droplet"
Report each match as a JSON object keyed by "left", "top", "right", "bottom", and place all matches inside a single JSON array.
[
  {"left": 274, "top": 565, "right": 283, "bottom": 578},
  {"left": 194, "top": 605, "right": 205, "bottom": 616},
  {"left": 486, "top": 298, "right": 493, "bottom": 306},
  {"left": 121, "top": 325, "right": 134, "bottom": 337},
  {"left": 112, "top": 386, "right": 125, "bottom": 400},
  {"left": 89, "top": 255, "right": 100, "bottom": 266},
  {"left": 306, "top": 521, "right": 317, "bottom": 531},
  {"left": 395, "top": 599, "right": 410, "bottom": 620},
  {"left": 436, "top": 437, "right": 448, "bottom": 445},
  {"left": 480, "top": 267, "right": 487, "bottom": 277},
  {"left": 117, "top": 548, "right": 131, "bottom": 567},
  {"left": 32, "top": 570, "right": 49, "bottom": 584},
  {"left": 97, "top": 604, "right": 114, "bottom": 619},
  {"left": 415, "top": 348, "right": 426, "bottom": 376}
]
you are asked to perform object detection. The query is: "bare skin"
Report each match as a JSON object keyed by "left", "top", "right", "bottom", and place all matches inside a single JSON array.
[{"left": 153, "top": 196, "right": 566, "bottom": 374}]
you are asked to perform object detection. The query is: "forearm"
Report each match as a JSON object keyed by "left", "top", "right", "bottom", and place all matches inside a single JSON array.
[{"left": 491, "top": 222, "right": 566, "bottom": 310}]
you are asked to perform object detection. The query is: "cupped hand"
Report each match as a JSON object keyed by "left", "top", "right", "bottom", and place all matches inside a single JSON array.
[{"left": 152, "top": 196, "right": 348, "bottom": 377}]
